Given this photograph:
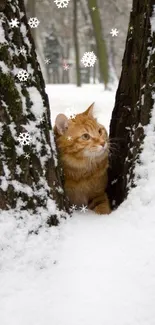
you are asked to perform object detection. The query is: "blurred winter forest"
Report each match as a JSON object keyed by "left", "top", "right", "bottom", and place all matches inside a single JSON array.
[{"left": 25, "top": 0, "right": 132, "bottom": 86}]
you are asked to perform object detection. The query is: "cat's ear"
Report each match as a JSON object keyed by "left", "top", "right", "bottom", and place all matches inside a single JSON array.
[
  {"left": 84, "top": 102, "right": 94, "bottom": 117},
  {"left": 55, "top": 114, "right": 68, "bottom": 135}
]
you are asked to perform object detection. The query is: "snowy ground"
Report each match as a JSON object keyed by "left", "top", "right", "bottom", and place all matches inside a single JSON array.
[{"left": 1, "top": 84, "right": 155, "bottom": 325}]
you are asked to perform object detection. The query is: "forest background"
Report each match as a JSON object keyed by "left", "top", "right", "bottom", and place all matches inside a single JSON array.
[{"left": 25, "top": 0, "right": 132, "bottom": 87}]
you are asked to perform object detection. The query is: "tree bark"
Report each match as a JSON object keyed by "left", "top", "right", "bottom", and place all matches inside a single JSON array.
[
  {"left": 0, "top": 0, "right": 70, "bottom": 224},
  {"left": 87, "top": 0, "right": 109, "bottom": 86},
  {"left": 73, "top": 0, "right": 81, "bottom": 87},
  {"left": 0, "top": 0, "right": 6, "bottom": 11},
  {"left": 108, "top": 0, "right": 155, "bottom": 209}
]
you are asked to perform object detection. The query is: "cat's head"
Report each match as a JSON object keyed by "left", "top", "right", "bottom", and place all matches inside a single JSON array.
[{"left": 54, "top": 103, "right": 109, "bottom": 162}]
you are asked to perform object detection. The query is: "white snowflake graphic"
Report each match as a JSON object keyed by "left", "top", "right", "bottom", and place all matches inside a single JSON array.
[
  {"left": 81, "top": 51, "right": 97, "bottom": 67},
  {"left": 18, "top": 132, "right": 32, "bottom": 146},
  {"left": 66, "top": 136, "right": 72, "bottom": 141},
  {"left": 70, "top": 204, "right": 77, "bottom": 212},
  {"left": 54, "top": 0, "right": 70, "bottom": 8},
  {"left": 24, "top": 153, "right": 30, "bottom": 159},
  {"left": 110, "top": 28, "right": 119, "bottom": 37},
  {"left": 17, "top": 69, "right": 29, "bottom": 82},
  {"left": 64, "top": 107, "right": 76, "bottom": 119},
  {"left": 80, "top": 205, "right": 88, "bottom": 213},
  {"left": 44, "top": 58, "right": 51, "bottom": 64},
  {"left": 63, "top": 63, "right": 69, "bottom": 70},
  {"left": 28, "top": 17, "right": 40, "bottom": 28},
  {"left": 18, "top": 46, "right": 27, "bottom": 57},
  {"left": 37, "top": 115, "right": 44, "bottom": 124},
  {"left": 9, "top": 18, "right": 19, "bottom": 28}
]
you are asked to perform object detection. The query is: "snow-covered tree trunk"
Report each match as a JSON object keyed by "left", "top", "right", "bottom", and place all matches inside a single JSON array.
[
  {"left": 0, "top": 0, "right": 70, "bottom": 225},
  {"left": 108, "top": 0, "right": 155, "bottom": 209}
]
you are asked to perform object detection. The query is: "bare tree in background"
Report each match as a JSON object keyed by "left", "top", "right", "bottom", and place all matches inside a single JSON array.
[
  {"left": 87, "top": 0, "right": 109, "bottom": 86},
  {"left": 24, "top": 0, "right": 131, "bottom": 84},
  {"left": 73, "top": 0, "right": 81, "bottom": 86}
]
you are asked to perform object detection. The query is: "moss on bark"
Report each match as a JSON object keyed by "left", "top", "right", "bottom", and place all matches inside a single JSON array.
[{"left": 0, "top": 0, "right": 70, "bottom": 223}]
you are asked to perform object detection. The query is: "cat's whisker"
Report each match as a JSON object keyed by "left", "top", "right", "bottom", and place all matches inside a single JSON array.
[
  {"left": 108, "top": 144, "right": 120, "bottom": 156},
  {"left": 109, "top": 143, "right": 119, "bottom": 150},
  {"left": 109, "top": 137, "right": 126, "bottom": 141},
  {"left": 108, "top": 144, "right": 118, "bottom": 151},
  {"left": 108, "top": 139, "right": 119, "bottom": 145},
  {"left": 108, "top": 140, "right": 120, "bottom": 151}
]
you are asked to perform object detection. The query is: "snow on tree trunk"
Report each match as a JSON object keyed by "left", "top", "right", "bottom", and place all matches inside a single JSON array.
[
  {"left": 0, "top": 0, "right": 70, "bottom": 225},
  {"left": 108, "top": 0, "right": 155, "bottom": 209}
]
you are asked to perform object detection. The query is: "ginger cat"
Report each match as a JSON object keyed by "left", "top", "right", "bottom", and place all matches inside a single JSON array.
[{"left": 54, "top": 103, "right": 111, "bottom": 215}]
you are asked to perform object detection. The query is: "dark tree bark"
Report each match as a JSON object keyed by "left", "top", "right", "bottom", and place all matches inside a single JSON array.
[
  {"left": 0, "top": 0, "right": 70, "bottom": 225},
  {"left": 108, "top": 0, "right": 155, "bottom": 209},
  {"left": 73, "top": 0, "right": 81, "bottom": 87},
  {"left": 0, "top": 0, "right": 7, "bottom": 11}
]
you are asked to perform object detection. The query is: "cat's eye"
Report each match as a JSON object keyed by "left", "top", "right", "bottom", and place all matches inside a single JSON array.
[
  {"left": 81, "top": 133, "right": 90, "bottom": 140},
  {"left": 98, "top": 128, "right": 102, "bottom": 135}
]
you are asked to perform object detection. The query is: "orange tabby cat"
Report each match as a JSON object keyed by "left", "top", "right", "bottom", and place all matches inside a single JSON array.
[{"left": 54, "top": 103, "right": 111, "bottom": 215}]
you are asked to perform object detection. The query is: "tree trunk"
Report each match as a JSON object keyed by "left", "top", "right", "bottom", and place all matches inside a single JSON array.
[
  {"left": 0, "top": 0, "right": 70, "bottom": 225},
  {"left": 0, "top": 0, "right": 6, "bottom": 11},
  {"left": 108, "top": 0, "right": 155, "bottom": 209},
  {"left": 87, "top": 0, "right": 109, "bottom": 87},
  {"left": 73, "top": 0, "right": 81, "bottom": 87}
]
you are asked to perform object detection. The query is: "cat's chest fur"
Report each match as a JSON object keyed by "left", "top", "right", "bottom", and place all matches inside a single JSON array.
[{"left": 63, "top": 159, "right": 108, "bottom": 206}]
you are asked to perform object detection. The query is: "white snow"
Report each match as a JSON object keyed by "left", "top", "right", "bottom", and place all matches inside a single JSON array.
[
  {"left": 150, "top": 5, "right": 155, "bottom": 32},
  {"left": 20, "top": 23, "right": 32, "bottom": 51},
  {"left": 49, "top": 129, "right": 58, "bottom": 166},
  {"left": 47, "top": 84, "right": 114, "bottom": 131},
  {"left": 0, "top": 176, "right": 8, "bottom": 191},
  {"left": 1, "top": 84, "right": 155, "bottom": 325},
  {"left": 0, "top": 61, "right": 9, "bottom": 73},
  {"left": 0, "top": 19, "right": 7, "bottom": 44},
  {"left": 28, "top": 86, "right": 46, "bottom": 118}
]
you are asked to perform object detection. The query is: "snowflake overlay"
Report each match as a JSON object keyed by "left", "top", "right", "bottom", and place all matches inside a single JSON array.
[
  {"left": 18, "top": 46, "right": 27, "bottom": 57},
  {"left": 81, "top": 51, "right": 97, "bottom": 67},
  {"left": 70, "top": 204, "right": 77, "bottom": 212},
  {"left": 44, "top": 58, "right": 51, "bottom": 64},
  {"left": 110, "top": 28, "right": 119, "bottom": 37},
  {"left": 64, "top": 107, "right": 76, "bottom": 119},
  {"left": 63, "top": 63, "right": 69, "bottom": 70},
  {"left": 17, "top": 69, "right": 29, "bottom": 82},
  {"left": 9, "top": 18, "right": 19, "bottom": 28},
  {"left": 28, "top": 17, "right": 40, "bottom": 28},
  {"left": 80, "top": 205, "right": 88, "bottom": 213},
  {"left": 54, "top": 0, "right": 70, "bottom": 8},
  {"left": 37, "top": 116, "right": 44, "bottom": 124},
  {"left": 18, "top": 133, "right": 32, "bottom": 146},
  {"left": 24, "top": 153, "right": 30, "bottom": 159},
  {"left": 66, "top": 136, "right": 72, "bottom": 141}
]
